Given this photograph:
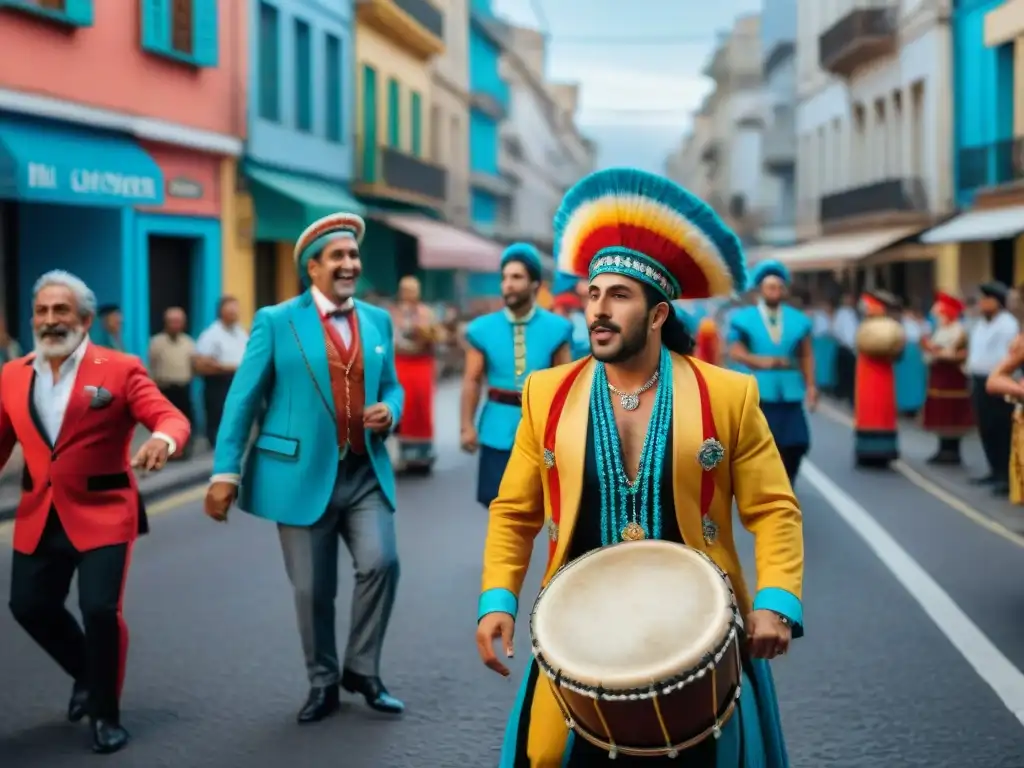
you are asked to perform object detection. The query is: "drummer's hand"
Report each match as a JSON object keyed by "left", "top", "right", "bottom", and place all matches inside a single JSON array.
[
  {"left": 746, "top": 610, "right": 792, "bottom": 660},
  {"left": 476, "top": 611, "right": 515, "bottom": 677}
]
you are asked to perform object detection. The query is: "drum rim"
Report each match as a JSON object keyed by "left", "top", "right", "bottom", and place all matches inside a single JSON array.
[{"left": 529, "top": 542, "right": 739, "bottom": 700}]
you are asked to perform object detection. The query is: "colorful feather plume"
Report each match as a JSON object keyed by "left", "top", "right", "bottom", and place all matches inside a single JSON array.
[{"left": 553, "top": 168, "right": 747, "bottom": 300}]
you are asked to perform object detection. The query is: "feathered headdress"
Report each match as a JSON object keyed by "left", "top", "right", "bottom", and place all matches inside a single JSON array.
[
  {"left": 293, "top": 212, "right": 366, "bottom": 286},
  {"left": 750, "top": 259, "right": 791, "bottom": 288},
  {"left": 553, "top": 168, "right": 747, "bottom": 300}
]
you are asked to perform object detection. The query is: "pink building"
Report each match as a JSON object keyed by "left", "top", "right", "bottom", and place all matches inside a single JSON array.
[{"left": 0, "top": 0, "right": 246, "bottom": 355}]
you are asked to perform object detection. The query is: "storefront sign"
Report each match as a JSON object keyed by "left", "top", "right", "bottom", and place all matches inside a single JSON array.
[
  {"left": 167, "top": 177, "right": 204, "bottom": 199},
  {"left": 26, "top": 161, "right": 159, "bottom": 202}
]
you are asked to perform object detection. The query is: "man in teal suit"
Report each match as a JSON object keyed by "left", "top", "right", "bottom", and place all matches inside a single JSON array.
[{"left": 203, "top": 212, "right": 406, "bottom": 724}]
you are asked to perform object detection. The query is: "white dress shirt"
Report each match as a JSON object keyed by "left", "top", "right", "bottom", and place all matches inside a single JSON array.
[
  {"left": 196, "top": 321, "right": 250, "bottom": 366},
  {"left": 33, "top": 338, "right": 176, "bottom": 453},
  {"left": 966, "top": 310, "right": 1020, "bottom": 376},
  {"left": 832, "top": 307, "right": 859, "bottom": 348}
]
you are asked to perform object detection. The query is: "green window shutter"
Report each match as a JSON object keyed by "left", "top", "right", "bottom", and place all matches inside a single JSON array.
[
  {"left": 191, "top": 0, "right": 219, "bottom": 67},
  {"left": 362, "top": 65, "right": 378, "bottom": 182},
  {"left": 325, "top": 34, "right": 342, "bottom": 142},
  {"left": 387, "top": 78, "right": 400, "bottom": 148},
  {"left": 63, "top": 0, "right": 94, "bottom": 25},
  {"left": 258, "top": 2, "right": 279, "bottom": 121},
  {"left": 141, "top": 0, "right": 171, "bottom": 55},
  {"left": 411, "top": 91, "right": 422, "bottom": 157},
  {"left": 294, "top": 20, "right": 312, "bottom": 132}
]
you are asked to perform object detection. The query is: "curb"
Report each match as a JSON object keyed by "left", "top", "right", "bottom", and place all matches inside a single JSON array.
[{"left": 0, "top": 461, "right": 212, "bottom": 523}]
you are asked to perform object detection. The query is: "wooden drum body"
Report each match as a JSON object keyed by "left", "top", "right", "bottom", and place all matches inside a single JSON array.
[
  {"left": 529, "top": 540, "right": 742, "bottom": 759},
  {"left": 856, "top": 316, "right": 906, "bottom": 360}
]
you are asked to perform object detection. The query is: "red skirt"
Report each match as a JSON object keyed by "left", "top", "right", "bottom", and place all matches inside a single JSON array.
[
  {"left": 395, "top": 354, "right": 435, "bottom": 442},
  {"left": 854, "top": 354, "right": 899, "bottom": 461},
  {"left": 921, "top": 361, "right": 974, "bottom": 436}
]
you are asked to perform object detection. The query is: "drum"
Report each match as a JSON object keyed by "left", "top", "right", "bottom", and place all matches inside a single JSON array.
[
  {"left": 856, "top": 316, "right": 905, "bottom": 359},
  {"left": 530, "top": 540, "right": 742, "bottom": 759}
]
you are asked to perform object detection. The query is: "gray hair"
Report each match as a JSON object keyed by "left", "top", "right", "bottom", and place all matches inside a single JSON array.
[{"left": 32, "top": 270, "right": 97, "bottom": 319}]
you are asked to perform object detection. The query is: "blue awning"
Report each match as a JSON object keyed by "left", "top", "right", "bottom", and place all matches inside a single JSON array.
[{"left": 0, "top": 114, "right": 164, "bottom": 207}]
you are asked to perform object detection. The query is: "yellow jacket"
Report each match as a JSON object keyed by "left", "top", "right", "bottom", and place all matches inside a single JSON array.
[{"left": 478, "top": 352, "right": 805, "bottom": 632}]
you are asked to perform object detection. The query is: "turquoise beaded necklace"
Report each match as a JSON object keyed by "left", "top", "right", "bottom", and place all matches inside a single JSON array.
[{"left": 591, "top": 347, "right": 674, "bottom": 545}]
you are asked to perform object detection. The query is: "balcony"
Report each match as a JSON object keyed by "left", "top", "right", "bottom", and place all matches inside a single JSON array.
[
  {"left": 470, "top": 170, "right": 517, "bottom": 198},
  {"left": 957, "top": 139, "right": 1024, "bottom": 196},
  {"left": 819, "top": 178, "right": 928, "bottom": 224},
  {"left": 818, "top": 6, "right": 897, "bottom": 78},
  {"left": 762, "top": 110, "right": 796, "bottom": 173},
  {"left": 470, "top": 78, "right": 510, "bottom": 120},
  {"left": 470, "top": 0, "right": 508, "bottom": 47},
  {"left": 356, "top": 0, "right": 444, "bottom": 60},
  {"left": 355, "top": 145, "right": 448, "bottom": 207}
]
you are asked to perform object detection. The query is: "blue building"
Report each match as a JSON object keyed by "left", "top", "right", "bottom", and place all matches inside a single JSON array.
[
  {"left": 759, "top": 0, "right": 797, "bottom": 247},
  {"left": 245, "top": 0, "right": 361, "bottom": 307},
  {"left": 467, "top": 0, "right": 510, "bottom": 238}
]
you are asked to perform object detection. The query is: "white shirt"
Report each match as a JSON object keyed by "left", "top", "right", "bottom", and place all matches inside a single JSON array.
[
  {"left": 33, "top": 339, "right": 176, "bottom": 452},
  {"left": 196, "top": 321, "right": 249, "bottom": 366},
  {"left": 832, "top": 307, "right": 859, "bottom": 348},
  {"left": 311, "top": 287, "right": 354, "bottom": 348},
  {"left": 966, "top": 311, "right": 1020, "bottom": 375}
]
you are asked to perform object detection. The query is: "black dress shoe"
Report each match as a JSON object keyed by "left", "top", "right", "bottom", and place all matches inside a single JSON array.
[
  {"left": 91, "top": 720, "right": 129, "bottom": 754},
  {"left": 341, "top": 669, "right": 404, "bottom": 714},
  {"left": 67, "top": 682, "right": 89, "bottom": 723},
  {"left": 297, "top": 685, "right": 340, "bottom": 724},
  {"left": 992, "top": 481, "right": 1011, "bottom": 496},
  {"left": 970, "top": 475, "right": 997, "bottom": 485}
]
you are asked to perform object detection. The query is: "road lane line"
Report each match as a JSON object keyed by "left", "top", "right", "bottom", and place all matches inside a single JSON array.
[
  {"left": 814, "top": 400, "right": 1024, "bottom": 550},
  {"left": 0, "top": 483, "right": 206, "bottom": 540},
  {"left": 803, "top": 460, "right": 1024, "bottom": 727}
]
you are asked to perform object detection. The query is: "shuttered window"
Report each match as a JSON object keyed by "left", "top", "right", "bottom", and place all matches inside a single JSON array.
[
  {"left": 5, "top": 0, "right": 93, "bottom": 26},
  {"left": 411, "top": 91, "right": 422, "bottom": 157},
  {"left": 387, "top": 79, "right": 401, "bottom": 149},
  {"left": 140, "top": 0, "right": 218, "bottom": 68},
  {"left": 325, "top": 34, "right": 343, "bottom": 143},
  {"left": 294, "top": 19, "right": 313, "bottom": 132},
  {"left": 258, "top": 2, "right": 280, "bottom": 121}
]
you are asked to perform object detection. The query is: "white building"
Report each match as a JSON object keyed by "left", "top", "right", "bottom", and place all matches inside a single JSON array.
[
  {"left": 784, "top": 0, "right": 953, "bottom": 301},
  {"left": 665, "top": 109, "right": 715, "bottom": 203},
  {"left": 759, "top": 0, "right": 798, "bottom": 247},
  {"left": 498, "top": 25, "right": 596, "bottom": 260}
]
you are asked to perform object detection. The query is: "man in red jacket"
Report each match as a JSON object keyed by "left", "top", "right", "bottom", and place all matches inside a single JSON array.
[{"left": 1, "top": 270, "right": 190, "bottom": 755}]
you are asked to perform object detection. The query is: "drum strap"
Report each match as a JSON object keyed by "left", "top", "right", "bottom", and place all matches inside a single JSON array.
[
  {"left": 543, "top": 356, "right": 592, "bottom": 562},
  {"left": 684, "top": 358, "right": 722, "bottom": 545}
]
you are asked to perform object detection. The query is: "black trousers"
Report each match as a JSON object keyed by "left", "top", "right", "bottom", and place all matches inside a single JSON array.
[
  {"left": 8, "top": 511, "right": 131, "bottom": 721},
  {"left": 160, "top": 382, "right": 194, "bottom": 457},
  {"left": 971, "top": 375, "right": 1014, "bottom": 481},
  {"left": 835, "top": 346, "right": 856, "bottom": 405},
  {"left": 202, "top": 373, "right": 234, "bottom": 448},
  {"left": 779, "top": 445, "right": 807, "bottom": 482}
]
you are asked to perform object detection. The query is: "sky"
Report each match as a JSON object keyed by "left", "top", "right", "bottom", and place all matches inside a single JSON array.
[{"left": 491, "top": 0, "right": 763, "bottom": 172}]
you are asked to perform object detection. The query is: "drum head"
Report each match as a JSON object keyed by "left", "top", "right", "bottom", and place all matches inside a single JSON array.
[{"left": 531, "top": 540, "right": 734, "bottom": 691}]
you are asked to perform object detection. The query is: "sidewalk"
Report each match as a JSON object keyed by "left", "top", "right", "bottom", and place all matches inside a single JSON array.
[
  {"left": 817, "top": 397, "right": 1024, "bottom": 535},
  {"left": 0, "top": 430, "right": 213, "bottom": 522}
]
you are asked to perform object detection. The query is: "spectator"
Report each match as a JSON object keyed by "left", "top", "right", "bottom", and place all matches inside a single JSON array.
[
  {"left": 148, "top": 307, "right": 197, "bottom": 458},
  {"left": 194, "top": 296, "right": 248, "bottom": 448}
]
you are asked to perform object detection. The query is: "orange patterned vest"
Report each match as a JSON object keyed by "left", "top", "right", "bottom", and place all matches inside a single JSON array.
[{"left": 321, "top": 312, "right": 366, "bottom": 455}]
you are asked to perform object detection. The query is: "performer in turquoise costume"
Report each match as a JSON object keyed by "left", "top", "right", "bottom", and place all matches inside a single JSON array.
[
  {"left": 894, "top": 308, "right": 929, "bottom": 415},
  {"left": 727, "top": 260, "right": 816, "bottom": 481},
  {"left": 460, "top": 243, "right": 573, "bottom": 508}
]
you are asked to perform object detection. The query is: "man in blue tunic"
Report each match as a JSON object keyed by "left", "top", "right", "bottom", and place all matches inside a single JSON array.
[
  {"left": 727, "top": 260, "right": 816, "bottom": 481},
  {"left": 460, "top": 243, "right": 573, "bottom": 508}
]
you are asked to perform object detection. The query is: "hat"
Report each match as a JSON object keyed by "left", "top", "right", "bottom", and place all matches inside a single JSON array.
[
  {"left": 749, "top": 259, "right": 791, "bottom": 287},
  {"left": 861, "top": 290, "right": 899, "bottom": 314},
  {"left": 552, "top": 292, "right": 581, "bottom": 312},
  {"left": 934, "top": 291, "right": 965, "bottom": 319},
  {"left": 501, "top": 242, "right": 543, "bottom": 281},
  {"left": 553, "top": 168, "right": 746, "bottom": 301},
  {"left": 294, "top": 213, "right": 366, "bottom": 286},
  {"left": 979, "top": 280, "right": 1009, "bottom": 304}
]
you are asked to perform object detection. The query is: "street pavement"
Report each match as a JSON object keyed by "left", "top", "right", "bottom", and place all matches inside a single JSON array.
[{"left": 3, "top": 387, "right": 1024, "bottom": 766}]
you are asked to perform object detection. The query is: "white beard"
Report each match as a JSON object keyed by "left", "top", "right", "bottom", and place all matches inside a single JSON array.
[{"left": 34, "top": 327, "right": 86, "bottom": 360}]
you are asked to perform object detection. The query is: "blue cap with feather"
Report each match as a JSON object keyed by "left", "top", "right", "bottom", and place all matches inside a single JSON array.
[
  {"left": 501, "top": 242, "right": 543, "bottom": 282},
  {"left": 750, "top": 259, "right": 791, "bottom": 288}
]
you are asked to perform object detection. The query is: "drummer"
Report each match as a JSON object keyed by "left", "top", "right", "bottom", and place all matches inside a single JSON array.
[
  {"left": 475, "top": 168, "right": 804, "bottom": 767},
  {"left": 853, "top": 290, "right": 905, "bottom": 467}
]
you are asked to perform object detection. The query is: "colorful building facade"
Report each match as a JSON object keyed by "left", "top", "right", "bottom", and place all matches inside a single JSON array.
[
  {"left": 0, "top": 0, "right": 245, "bottom": 356},
  {"left": 241, "top": 0, "right": 360, "bottom": 318}
]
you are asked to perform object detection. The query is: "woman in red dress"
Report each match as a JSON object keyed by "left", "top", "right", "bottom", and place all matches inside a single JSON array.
[
  {"left": 854, "top": 290, "right": 906, "bottom": 467},
  {"left": 920, "top": 292, "right": 973, "bottom": 465}
]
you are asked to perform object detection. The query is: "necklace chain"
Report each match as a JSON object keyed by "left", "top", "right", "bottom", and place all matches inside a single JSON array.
[{"left": 607, "top": 370, "right": 660, "bottom": 411}]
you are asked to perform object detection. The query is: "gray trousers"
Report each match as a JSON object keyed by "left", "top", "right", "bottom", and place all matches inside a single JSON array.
[{"left": 278, "top": 454, "right": 400, "bottom": 687}]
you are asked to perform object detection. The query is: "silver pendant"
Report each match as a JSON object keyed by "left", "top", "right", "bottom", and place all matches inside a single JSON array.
[
  {"left": 702, "top": 517, "right": 718, "bottom": 545},
  {"left": 619, "top": 393, "right": 640, "bottom": 411}
]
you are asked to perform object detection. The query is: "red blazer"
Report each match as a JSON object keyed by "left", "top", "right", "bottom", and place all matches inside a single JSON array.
[{"left": 0, "top": 343, "right": 191, "bottom": 554}]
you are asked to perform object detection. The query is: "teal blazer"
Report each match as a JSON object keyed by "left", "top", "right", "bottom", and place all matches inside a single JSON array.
[{"left": 213, "top": 292, "right": 404, "bottom": 524}]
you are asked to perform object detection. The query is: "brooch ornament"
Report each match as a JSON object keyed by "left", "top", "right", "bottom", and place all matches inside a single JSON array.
[
  {"left": 702, "top": 517, "right": 719, "bottom": 546},
  {"left": 543, "top": 449, "right": 555, "bottom": 469},
  {"left": 697, "top": 437, "right": 725, "bottom": 471},
  {"left": 546, "top": 519, "right": 559, "bottom": 542}
]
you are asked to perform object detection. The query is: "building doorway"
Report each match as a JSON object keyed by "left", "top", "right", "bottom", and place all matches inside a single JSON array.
[
  {"left": 0, "top": 202, "right": 18, "bottom": 342},
  {"left": 992, "top": 238, "right": 1015, "bottom": 287},
  {"left": 148, "top": 235, "right": 196, "bottom": 337},
  {"left": 254, "top": 240, "right": 278, "bottom": 309}
]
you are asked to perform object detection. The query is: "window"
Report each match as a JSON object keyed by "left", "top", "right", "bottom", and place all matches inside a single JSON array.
[
  {"left": 294, "top": 19, "right": 312, "bottom": 132},
  {"left": 325, "top": 34, "right": 342, "bottom": 143},
  {"left": 410, "top": 91, "right": 423, "bottom": 157},
  {"left": 387, "top": 78, "right": 401, "bottom": 148},
  {"left": 141, "top": 0, "right": 218, "bottom": 67},
  {"left": 258, "top": 2, "right": 280, "bottom": 121},
  {"left": 4, "top": 0, "right": 93, "bottom": 26}
]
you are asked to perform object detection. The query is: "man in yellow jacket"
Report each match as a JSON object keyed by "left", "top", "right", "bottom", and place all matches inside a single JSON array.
[{"left": 474, "top": 168, "right": 804, "bottom": 767}]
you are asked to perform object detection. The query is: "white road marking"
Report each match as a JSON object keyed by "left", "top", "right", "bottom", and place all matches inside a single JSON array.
[{"left": 803, "top": 460, "right": 1024, "bottom": 727}]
